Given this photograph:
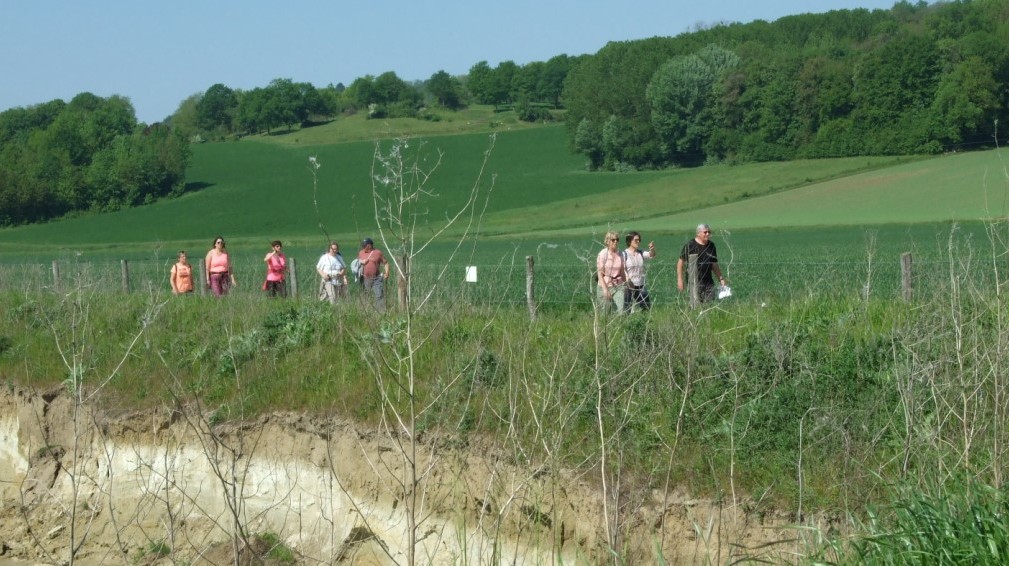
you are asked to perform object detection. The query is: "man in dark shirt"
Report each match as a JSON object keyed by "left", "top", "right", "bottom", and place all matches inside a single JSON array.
[{"left": 677, "top": 223, "right": 727, "bottom": 302}]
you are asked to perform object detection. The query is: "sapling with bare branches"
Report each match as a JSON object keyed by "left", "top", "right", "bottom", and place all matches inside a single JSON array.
[{"left": 321, "top": 135, "right": 498, "bottom": 565}]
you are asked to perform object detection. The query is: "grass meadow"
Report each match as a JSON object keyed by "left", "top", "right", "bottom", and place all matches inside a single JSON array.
[
  {"left": 4, "top": 120, "right": 1009, "bottom": 562},
  {"left": 0, "top": 125, "right": 937, "bottom": 252}
]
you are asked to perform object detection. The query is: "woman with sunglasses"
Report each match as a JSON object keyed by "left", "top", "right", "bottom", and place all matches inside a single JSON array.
[
  {"left": 205, "top": 236, "right": 237, "bottom": 296},
  {"left": 595, "top": 230, "right": 627, "bottom": 313},
  {"left": 623, "top": 231, "right": 656, "bottom": 312}
]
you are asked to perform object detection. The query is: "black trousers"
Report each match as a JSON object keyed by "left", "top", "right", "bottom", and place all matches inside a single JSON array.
[{"left": 625, "top": 285, "right": 651, "bottom": 311}]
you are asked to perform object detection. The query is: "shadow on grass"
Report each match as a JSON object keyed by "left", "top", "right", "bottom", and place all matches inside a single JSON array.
[
  {"left": 263, "top": 119, "right": 335, "bottom": 137},
  {"left": 182, "top": 181, "right": 215, "bottom": 194}
]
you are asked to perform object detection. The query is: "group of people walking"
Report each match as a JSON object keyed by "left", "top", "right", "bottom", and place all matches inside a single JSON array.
[
  {"left": 595, "top": 223, "right": 727, "bottom": 313},
  {"left": 168, "top": 225, "right": 722, "bottom": 313},
  {"left": 168, "top": 236, "right": 390, "bottom": 311}
]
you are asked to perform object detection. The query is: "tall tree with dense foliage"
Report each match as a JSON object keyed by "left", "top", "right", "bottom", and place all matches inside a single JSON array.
[
  {"left": 488, "top": 61, "right": 519, "bottom": 107},
  {"left": 466, "top": 61, "right": 495, "bottom": 105},
  {"left": 646, "top": 44, "right": 740, "bottom": 165},
  {"left": 266, "top": 78, "right": 304, "bottom": 130},
  {"left": 540, "top": 54, "right": 578, "bottom": 108},
  {"left": 196, "top": 83, "right": 238, "bottom": 133},
  {"left": 169, "top": 93, "right": 202, "bottom": 141},
  {"left": 236, "top": 87, "right": 268, "bottom": 134},
  {"left": 931, "top": 55, "right": 1000, "bottom": 145},
  {"left": 426, "top": 70, "right": 464, "bottom": 109}
]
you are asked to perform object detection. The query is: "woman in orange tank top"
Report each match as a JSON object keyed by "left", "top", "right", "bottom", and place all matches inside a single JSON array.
[{"left": 170, "top": 250, "right": 194, "bottom": 294}]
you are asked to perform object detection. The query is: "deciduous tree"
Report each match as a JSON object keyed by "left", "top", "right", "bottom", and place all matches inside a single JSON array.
[
  {"left": 466, "top": 61, "right": 494, "bottom": 105},
  {"left": 426, "top": 70, "right": 463, "bottom": 109},
  {"left": 196, "top": 83, "right": 238, "bottom": 132},
  {"left": 932, "top": 55, "right": 999, "bottom": 145},
  {"left": 646, "top": 45, "right": 739, "bottom": 164}
]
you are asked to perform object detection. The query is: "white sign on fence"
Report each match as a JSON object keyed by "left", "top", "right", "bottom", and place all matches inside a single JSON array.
[{"left": 465, "top": 266, "right": 478, "bottom": 283}]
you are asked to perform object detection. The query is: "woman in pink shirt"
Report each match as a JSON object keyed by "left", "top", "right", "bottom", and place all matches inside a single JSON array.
[
  {"left": 262, "top": 240, "right": 288, "bottom": 297},
  {"left": 596, "top": 230, "right": 626, "bottom": 313},
  {"left": 205, "top": 236, "right": 237, "bottom": 296}
]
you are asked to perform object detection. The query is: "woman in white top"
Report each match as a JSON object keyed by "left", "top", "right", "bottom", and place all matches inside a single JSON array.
[{"left": 623, "top": 231, "right": 656, "bottom": 312}]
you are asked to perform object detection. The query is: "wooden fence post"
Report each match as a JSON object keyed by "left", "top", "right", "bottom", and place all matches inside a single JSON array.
[
  {"left": 688, "top": 253, "right": 700, "bottom": 308},
  {"left": 288, "top": 257, "right": 298, "bottom": 298},
  {"left": 52, "top": 260, "right": 60, "bottom": 293},
  {"left": 901, "top": 252, "right": 913, "bottom": 302},
  {"left": 121, "top": 260, "right": 130, "bottom": 294},
  {"left": 526, "top": 255, "right": 536, "bottom": 320}
]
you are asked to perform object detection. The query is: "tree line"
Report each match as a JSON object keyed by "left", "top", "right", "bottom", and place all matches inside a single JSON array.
[
  {"left": 169, "top": 54, "right": 582, "bottom": 141},
  {"left": 0, "top": 93, "right": 190, "bottom": 226},
  {"left": 0, "top": 56, "right": 579, "bottom": 226},
  {"left": 139, "top": 0, "right": 1009, "bottom": 172},
  {"left": 565, "top": 0, "right": 1009, "bottom": 169}
]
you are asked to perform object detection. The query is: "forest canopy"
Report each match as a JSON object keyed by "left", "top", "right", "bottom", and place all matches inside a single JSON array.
[{"left": 564, "top": 0, "right": 1009, "bottom": 169}]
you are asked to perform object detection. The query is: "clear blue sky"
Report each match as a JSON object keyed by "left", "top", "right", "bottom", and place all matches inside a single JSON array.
[{"left": 3, "top": 0, "right": 901, "bottom": 124}]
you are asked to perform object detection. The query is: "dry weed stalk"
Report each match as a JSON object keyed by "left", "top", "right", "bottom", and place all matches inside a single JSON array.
[{"left": 886, "top": 219, "right": 1009, "bottom": 490}]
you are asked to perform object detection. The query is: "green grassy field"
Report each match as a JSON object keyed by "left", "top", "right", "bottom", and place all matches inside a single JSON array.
[
  {"left": 2, "top": 123, "right": 999, "bottom": 255},
  {"left": 0, "top": 122, "right": 1005, "bottom": 304}
]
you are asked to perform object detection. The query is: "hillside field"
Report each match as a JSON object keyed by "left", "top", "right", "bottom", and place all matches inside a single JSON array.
[{"left": 1, "top": 125, "right": 1006, "bottom": 260}]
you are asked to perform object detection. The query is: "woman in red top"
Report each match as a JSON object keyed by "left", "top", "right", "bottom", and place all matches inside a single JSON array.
[
  {"left": 262, "top": 240, "right": 288, "bottom": 297},
  {"left": 357, "top": 238, "right": 390, "bottom": 312}
]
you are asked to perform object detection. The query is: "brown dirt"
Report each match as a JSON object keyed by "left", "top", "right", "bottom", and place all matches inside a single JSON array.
[{"left": 0, "top": 385, "right": 829, "bottom": 565}]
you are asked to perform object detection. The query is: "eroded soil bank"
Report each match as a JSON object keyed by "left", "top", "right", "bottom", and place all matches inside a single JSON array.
[{"left": 0, "top": 386, "right": 812, "bottom": 564}]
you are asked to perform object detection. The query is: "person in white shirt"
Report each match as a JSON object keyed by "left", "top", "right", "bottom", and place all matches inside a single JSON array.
[{"left": 316, "top": 242, "right": 348, "bottom": 304}]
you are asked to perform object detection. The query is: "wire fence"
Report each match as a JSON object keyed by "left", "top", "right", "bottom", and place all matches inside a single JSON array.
[{"left": 0, "top": 250, "right": 986, "bottom": 312}]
